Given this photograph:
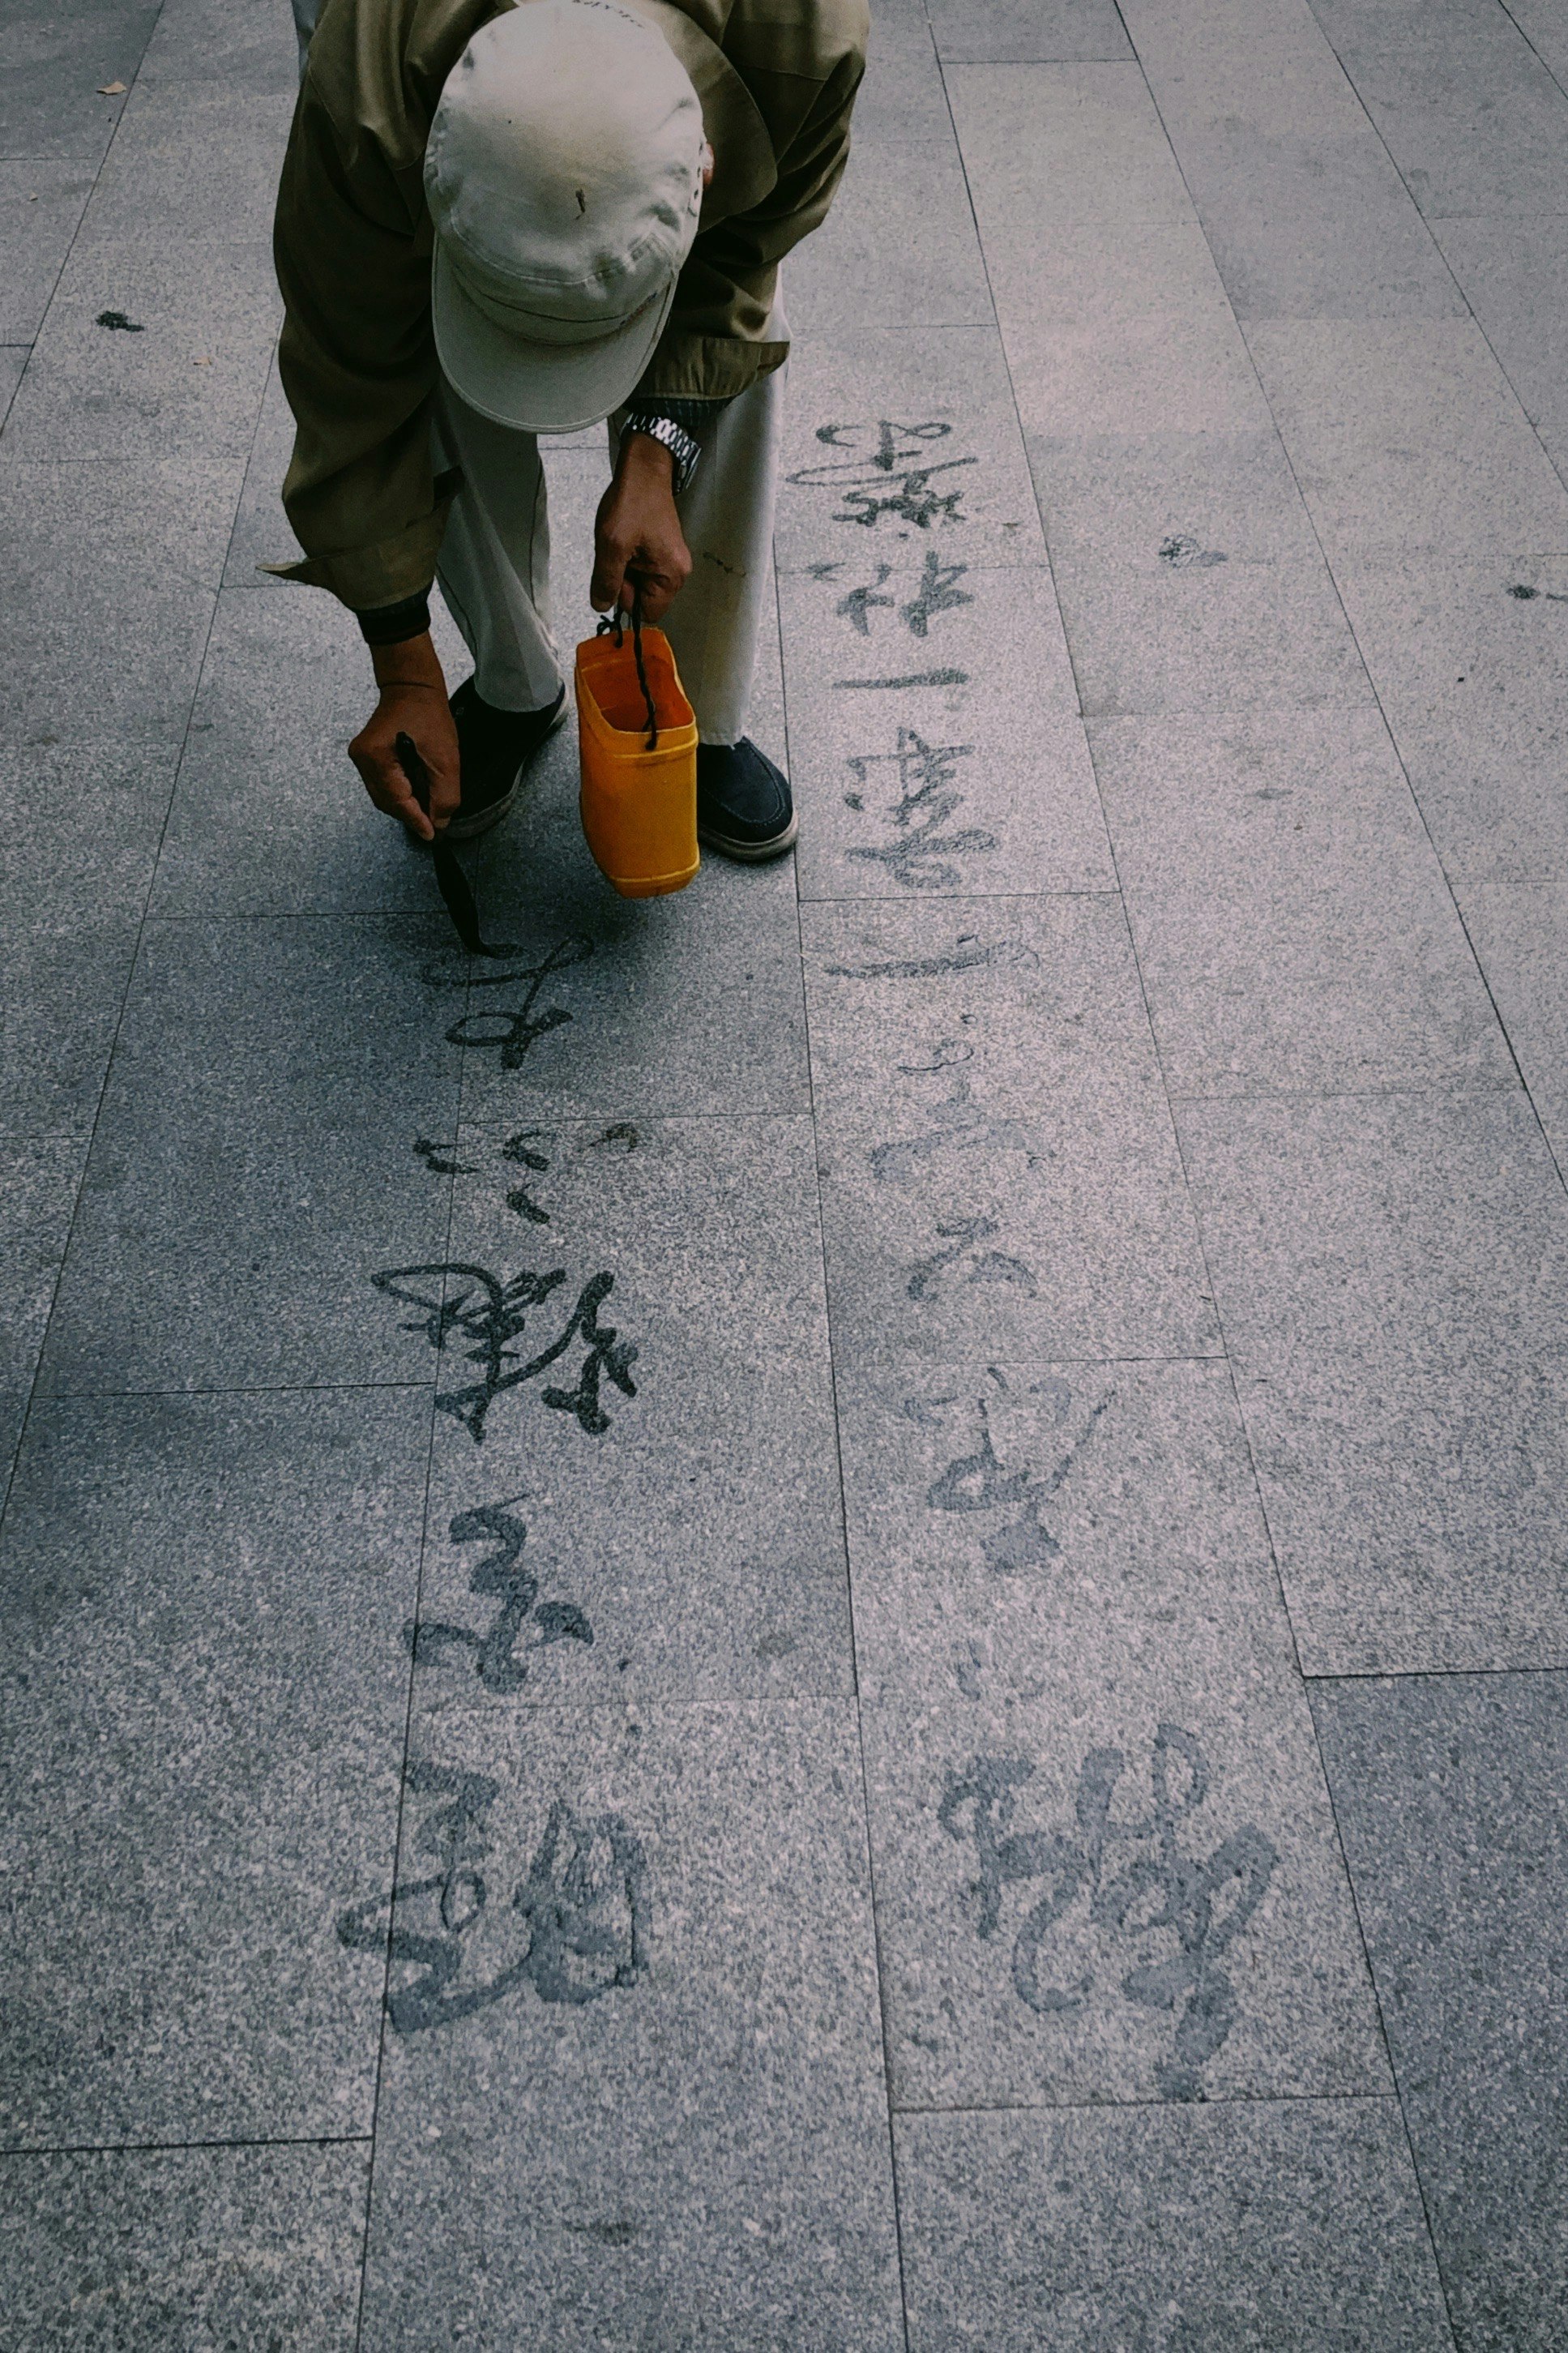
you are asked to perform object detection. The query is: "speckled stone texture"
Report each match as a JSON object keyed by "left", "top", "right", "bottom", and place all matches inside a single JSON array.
[
  {"left": 6, "top": 0, "right": 1568, "bottom": 2337},
  {"left": 1313, "top": 1671, "right": 1568, "bottom": 2353}
]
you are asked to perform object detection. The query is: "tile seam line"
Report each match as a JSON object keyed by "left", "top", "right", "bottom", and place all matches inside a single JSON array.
[
  {"left": 0, "top": 0, "right": 173, "bottom": 435},
  {"left": 781, "top": 530, "right": 914, "bottom": 2353},
  {"left": 893, "top": 2086, "right": 1408, "bottom": 2118},
  {"left": 0, "top": 2133, "right": 374, "bottom": 2160},
  {"left": 1305, "top": 1660, "right": 1568, "bottom": 1683},
  {"left": 350, "top": 1137, "right": 457, "bottom": 2352},
  {"left": 1293, "top": 0, "right": 1568, "bottom": 503},
  {"left": 1120, "top": 38, "right": 1470, "bottom": 2347},
  {"left": 0, "top": 290, "right": 270, "bottom": 1536}
]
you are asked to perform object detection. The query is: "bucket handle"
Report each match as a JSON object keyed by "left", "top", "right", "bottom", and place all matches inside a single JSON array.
[{"left": 597, "top": 581, "right": 660, "bottom": 752}]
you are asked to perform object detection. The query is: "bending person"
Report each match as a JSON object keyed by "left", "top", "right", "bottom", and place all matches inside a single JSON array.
[{"left": 272, "top": 0, "right": 867, "bottom": 858}]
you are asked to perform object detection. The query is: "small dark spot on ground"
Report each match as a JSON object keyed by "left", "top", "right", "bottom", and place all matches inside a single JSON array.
[{"left": 96, "top": 309, "right": 143, "bottom": 332}]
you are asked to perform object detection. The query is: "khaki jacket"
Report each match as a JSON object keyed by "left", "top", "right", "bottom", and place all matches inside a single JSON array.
[{"left": 273, "top": 0, "right": 868, "bottom": 610}]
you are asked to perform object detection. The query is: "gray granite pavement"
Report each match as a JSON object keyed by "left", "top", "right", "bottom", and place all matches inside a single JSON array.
[{"left": 2, "top": 0, "right": 1566, "bottom": 2345}]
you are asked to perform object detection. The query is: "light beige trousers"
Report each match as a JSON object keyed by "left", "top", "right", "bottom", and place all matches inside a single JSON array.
[{"left": 429, "top": 349, "right": 784, "bottom": 747}]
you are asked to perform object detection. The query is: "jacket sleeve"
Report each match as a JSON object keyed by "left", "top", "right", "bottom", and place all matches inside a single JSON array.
[
  {"left": 634, "top": 44, "right": 865, "bottom": 402},
  {"left": 271, "top": 70, "right": 450, "bottom": 610}
]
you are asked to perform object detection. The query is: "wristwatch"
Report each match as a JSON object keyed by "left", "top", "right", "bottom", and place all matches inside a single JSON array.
[{"left": 618, "top": 407, "right": 705, "bottom": 498}]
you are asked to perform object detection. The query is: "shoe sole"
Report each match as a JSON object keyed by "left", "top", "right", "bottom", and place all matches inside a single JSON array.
[
  {"left": 697, "top": 809, "right": 799, "bottom": 863},
  {"left": 444, "top": 693, "right": 569, "bottom": 841}
]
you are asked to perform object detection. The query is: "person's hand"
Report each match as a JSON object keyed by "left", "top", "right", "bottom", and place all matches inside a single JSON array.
[
  {"left": 591, "top": 433, "right": 691, "bottom": 622},
  {"left": 348, "top": 631, "right": 460, "bottom": 841}
]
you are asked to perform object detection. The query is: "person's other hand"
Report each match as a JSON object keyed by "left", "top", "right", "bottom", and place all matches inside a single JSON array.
[
  {"left": 348, "top": 631, "right": 460, "bottom": 841},
  {"left": 591, "top": 433, "right": 691, "bottom": 622}
]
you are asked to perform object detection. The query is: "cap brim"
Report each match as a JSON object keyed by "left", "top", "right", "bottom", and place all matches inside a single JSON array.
[{"left": 431, "top": 242, "right": 677, "bottom": 434}]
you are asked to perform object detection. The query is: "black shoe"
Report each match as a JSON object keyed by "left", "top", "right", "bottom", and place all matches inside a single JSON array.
[
  {"left": 696, "top": 738, "right": 797, "bottom": 862},
  {"left": 444, "top": 678, "right": 567, "bottom": 841}
]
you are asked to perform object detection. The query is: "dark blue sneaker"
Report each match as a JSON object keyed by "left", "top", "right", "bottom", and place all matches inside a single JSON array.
[
  {"left": 696, "top": 738, "right": 797, "bottom": 862},
  {"left": 445, "top": 677, "right": 567, "bottom": 841}
]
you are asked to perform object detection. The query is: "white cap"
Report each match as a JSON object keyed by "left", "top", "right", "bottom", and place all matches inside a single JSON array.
[{"left": 425, "top": 0, "right": 705, "bottom": 433}]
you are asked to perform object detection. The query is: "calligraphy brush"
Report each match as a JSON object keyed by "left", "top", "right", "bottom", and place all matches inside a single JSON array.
[{"left": 395, "top": 731, "right": 515, "bottom": 958}]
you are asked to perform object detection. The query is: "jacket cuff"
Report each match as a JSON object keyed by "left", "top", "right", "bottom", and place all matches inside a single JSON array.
[
  {"left": 356, "top": 590, "right": 431, "bottom": 646},
  {"left": 262, "top": 471, "right": 459, "bottom": 613}
]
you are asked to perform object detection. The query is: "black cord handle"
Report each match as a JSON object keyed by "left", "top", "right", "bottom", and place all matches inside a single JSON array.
[{"left": 599, "top": 582, "right": 659, "bottom": 751}]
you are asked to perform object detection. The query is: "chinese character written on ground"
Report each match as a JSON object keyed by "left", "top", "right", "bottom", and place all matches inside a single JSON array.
[
  {"left": 823, "top": 550, "right": 974, "bottom": 639},
  {"left": 372, "top": 1259, "right": 639, "bottom": 1441},
  {"left": 406, "top": 1501, "right": 592, "bottom": 1692},
  {"left": 789, "top": 421, "right": 977, "bottom": 532},
  {"left": 337, "top": 1761, "right": 649, "bottom": 2032},
  {"left": 938, "top": 1726, "right": 1279, "bottom": 2098},
  {"left": 923, "top": 1388, "right": 1112, "bottom": 1574},
  {"left": 444, "top": 934, "right": 594, "bottom": 1071},
  {"left": 906, "top": 1215, "right": 1038, "bottom": 1304},
  {"left": 844, "top": 725, "right": 993, "bottom": 891}
]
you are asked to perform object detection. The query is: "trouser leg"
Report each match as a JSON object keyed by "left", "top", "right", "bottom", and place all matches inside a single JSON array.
[
  {"left": 610, "top": 341, "right": 786, "bottom": 749},
  {"left": 430, "top": 379, "right": 565, "bottom": 714}
]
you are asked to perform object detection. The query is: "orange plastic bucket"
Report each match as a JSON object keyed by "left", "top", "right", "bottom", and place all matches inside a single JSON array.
[{"left": 575, "top": 622, "right": 699, "bottom": 900}]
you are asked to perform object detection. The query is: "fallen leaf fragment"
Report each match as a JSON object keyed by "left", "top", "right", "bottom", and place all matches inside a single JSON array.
[{"left": 96, "top": 80, "right": 126, "bottom": 94}]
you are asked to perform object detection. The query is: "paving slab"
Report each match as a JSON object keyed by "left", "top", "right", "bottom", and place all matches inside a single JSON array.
[
  {"left": 1028, "top": 430, "right": 1373, "bottom": 715},
  {"left": 1314, "top": 1671, "right": 1568, "bottom": 2353},
  {"left": 0, "top": 455, "right": 243, "bottom": 744},
  {"left": 843, "top": 1360, "right": 1385, "bottom": 2107},
  {"left": 852, "top": 2, "right": 954, "bottom": 147},
  {"left": 929, "top": 0, "right": 1133, "bottom": 61},
  {"left": 0, "top": 1396, "right": 24, "bottom": 1504},
  {"left": 785, "top": 136, "right": 993, "bottom": 337},
  {"left": 0, "top": 2142, "right": 369, "bottom": 2353},
  {"left": 956, "top": 207, "right": 1274, "bottom": 442},
  {"left": 945, "top": 62, "right": 1195, "bottom": 226},
  {"left": 4, "top": 236, "right": 280, "bottom": 462},
  {"left": 38, "top": 915, "right": 461, "bottom": 1394},
  {"left": 134, "top": 0, "right": 300, "bottom": 92},
  {"left": 1429, "top": 213, "right": 1568, "bottom": 486},
  {"left": 1091, "top": 707, "right": 1514, "bottom": 1096},
  {"left": 1181, "top": 1090, "right": 1568, "bottom": 1672},
  {"left": 1332, "top": 551, "right": 1568, "bottom": 883},
  {"left": 1306, "top": 0, "right": 1524, "bottom": 42},
  {"left": 402, "top": 1115, "right": 852, "bottom": 1701},
  {"left": 780, "top": 564, "right": 1111, "bottom": 900},
  {"left": 1502, "top": 0, "right": 1568, "bottom": 81},
  {"left": 0, "top": 914, "right": 143, "bottom": 1143},
  {"left": 72, "top": 71, "right": 296, "bottom": 239},
  {"left": 0, "top": 0, "right": 161, "bottom": 164},
  {"left": 0, "top": 161, "right": 93, "bottom": 343},
  {"left": 0, "top": 740, "right": 173, "bottom": 922},
  {"left": 803, "top": 898, "right": 1219, "bottom": 1363},
  {"left": 0, "top": 349, "right": 27, "bottom": 429},
  {"left": 777, "top": 327, "right": 1046, "bottom": 574},
  {"left": 1458, "top": 877, "right": 1568, "bottom": 1165},
  {"left": 1336, "top": 31, "right": 1568, "bottom": 217},
  {"left": 896, "top": 2100, "right": 1453, "bottom": 2352},
  {"left": 224, "top": 351, "right": 301, "bottom": 587},
  {"left": 354, "top": 1701, "right": 904, "bottom": 2352},
  {"left": 0, "top": 1131, "right": 84, "bottom": 1391},
  {"left": 0, "top": 1389, "right": 425, "bottom": 2146},
  {"left": 1248, "top": 319, "right": 1568, "bottom": 558}
]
